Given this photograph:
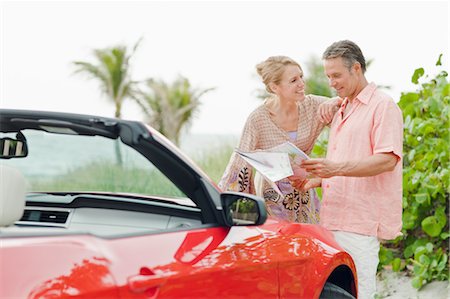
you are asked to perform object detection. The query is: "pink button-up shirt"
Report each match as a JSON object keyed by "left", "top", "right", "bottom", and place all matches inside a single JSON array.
[{"left": 320, "top": 82, "right": 403, "bottom": 240}]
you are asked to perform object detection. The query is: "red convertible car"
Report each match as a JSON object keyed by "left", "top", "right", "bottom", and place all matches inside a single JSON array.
[{"left": 0, "top": 109, "right": 356, "bottom": 299}]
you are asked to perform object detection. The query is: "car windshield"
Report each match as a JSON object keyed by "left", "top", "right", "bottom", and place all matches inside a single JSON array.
[{"left": 0, "top": 129, "right": 193, "bottom": 205}]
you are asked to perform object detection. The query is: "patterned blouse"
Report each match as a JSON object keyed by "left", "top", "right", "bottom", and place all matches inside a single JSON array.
[{"left": 218, "top": 95, "right": 329, "bottom": 224}]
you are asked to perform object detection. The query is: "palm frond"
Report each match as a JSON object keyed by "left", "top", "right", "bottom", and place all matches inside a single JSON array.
[
  {"left": 132, "top": 76, "right": 213, "bottom": 145},
  {"left": 72, "top": 39, "right": 142, "bottom": 118}
]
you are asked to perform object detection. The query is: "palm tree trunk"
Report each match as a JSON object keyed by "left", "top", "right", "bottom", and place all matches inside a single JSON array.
[
  {"left": 113, "top": 100, "right": 123, "bottom": 165},
  {"left": 115, "top": 101, "right": 121, "bottom": 118},
  {"left": 114, "top": 140, "right": 123, "bottom": 166}
]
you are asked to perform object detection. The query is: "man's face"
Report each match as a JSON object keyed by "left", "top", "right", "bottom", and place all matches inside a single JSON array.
[{"left": 324, "top": 57, "right": 359, "bottom": 99}]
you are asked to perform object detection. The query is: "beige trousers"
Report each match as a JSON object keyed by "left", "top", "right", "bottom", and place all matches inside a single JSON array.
[{"left": 333, "top": 231, "right": 380, "bottom": 299}]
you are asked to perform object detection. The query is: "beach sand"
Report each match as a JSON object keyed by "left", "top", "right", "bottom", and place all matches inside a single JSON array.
[{"left": 376, "top": 269, "right": 449, "bottom": 299}]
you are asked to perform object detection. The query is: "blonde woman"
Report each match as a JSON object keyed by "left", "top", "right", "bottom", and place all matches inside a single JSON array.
[{"left": 219, "top": 56, "right": 340, "bottom": 223}]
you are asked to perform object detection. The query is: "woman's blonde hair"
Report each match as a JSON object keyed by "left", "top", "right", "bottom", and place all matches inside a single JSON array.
[{"left": 256, "top": 56, "right": 302, "bottom": 94}]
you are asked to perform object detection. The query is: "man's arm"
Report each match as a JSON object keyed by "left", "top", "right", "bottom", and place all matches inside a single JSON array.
[{"left": 301, "top": 153, "right": 399, "bottom": 178}]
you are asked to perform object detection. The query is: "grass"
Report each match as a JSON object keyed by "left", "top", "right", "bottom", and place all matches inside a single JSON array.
[
  {"left": 192, "top": 143, "right": 234, "bottom": 183},
  {"left": 29, "top": 143, "right": 235, "bottom": 197},
  {"left": 31, "top": 161, "right": 185, "bottom": 197}
]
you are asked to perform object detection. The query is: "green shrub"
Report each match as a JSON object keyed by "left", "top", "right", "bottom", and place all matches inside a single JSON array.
[{"left": 380, "top": 54, "right": 449, "bottom": 288}]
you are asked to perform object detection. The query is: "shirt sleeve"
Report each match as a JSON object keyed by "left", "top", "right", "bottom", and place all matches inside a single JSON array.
[
  {"left": 218, "top": 114, "right": 257, "bottom": 194},
  {"left": 372, "top": 99, "right": 403, "bottom": 161}
]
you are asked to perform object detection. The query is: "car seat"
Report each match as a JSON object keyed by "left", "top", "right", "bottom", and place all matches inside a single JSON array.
[{"left": 0, "top": 164, "right": 26, "bottom": 227}]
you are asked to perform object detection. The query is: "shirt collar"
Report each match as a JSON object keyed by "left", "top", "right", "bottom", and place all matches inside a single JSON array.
[{"left": 354, "top": 82, "right": 377, "bottom": 105}]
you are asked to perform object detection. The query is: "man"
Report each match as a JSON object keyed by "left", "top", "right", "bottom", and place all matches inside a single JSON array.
[{"left": 301, "top": 40, "right": 403, "bottom": 299}]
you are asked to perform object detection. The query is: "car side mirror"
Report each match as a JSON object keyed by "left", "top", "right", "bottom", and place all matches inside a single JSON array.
[
  {"left": 0, "top": 133, "right": 28, "bottom": 159},
  {"left": 220, "top": 192, "right": 267, "bottom": 226}
]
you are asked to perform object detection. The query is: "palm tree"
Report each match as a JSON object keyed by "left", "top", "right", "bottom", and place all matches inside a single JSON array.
[
  {"left": 133, "top": 76, "right": 214, "bottom": 146},
  {"left": 72, "top": 39, "right": 141, "bottom": 164},
  {"left": 72, "top": 39, "right": 141, "bottom": 118}
]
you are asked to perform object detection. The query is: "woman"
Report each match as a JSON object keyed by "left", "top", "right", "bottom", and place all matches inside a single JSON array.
[{"left": 218, "top": 56, "right": 339, "bottom": 224}]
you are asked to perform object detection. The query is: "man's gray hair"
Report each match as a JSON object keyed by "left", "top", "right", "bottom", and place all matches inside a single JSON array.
[{"left": 322, "top": 40, "right": 366, "bottom": 73}]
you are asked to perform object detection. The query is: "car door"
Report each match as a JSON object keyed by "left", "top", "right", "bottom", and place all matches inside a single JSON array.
[
  {"left": 0, "top": 235, "right": 120, "bottom": 299},
  {"left": 105, "top": 225, "right": 278, "bottom": 298}
]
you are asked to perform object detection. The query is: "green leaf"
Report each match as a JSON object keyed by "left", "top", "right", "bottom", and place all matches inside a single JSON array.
[
  {"left": 414, "top": 246, "right": 427, "bottom": 260},
  {"left": 412, "top": 68, "right": 425, "bottom": 84},
  {"left": 430, "top": 258, "right": 438, "bottom": 268},
  {"left": 437, "top": 254, "right": 448, "bottom": 271},
  {"left": 408, "top": 149, "right": 416, "bottom": 162},
  {"left": 404, "top": 114, "right": 412, "bottom": 128},
  {"left": 411, "top": 276, "right": 423, "bottom": 289},
  {"left": 422, "top": 123, "right": 436, "bottom": 136},
  {"left": 428, "top": 97, "right": 441, "bottom": 114},
  {"left": 440, "top": 232, "right": 450, "bottom": 240},
  {"left": 404, "top": 244, "right": 415, "bottom": 258},
  {"left": 419, "top": 254, "right": 430, "bottom": 265},
  {"left": 436, "top": 54, "right": 443, "bottom": 66},
  {"left": 414, "top": 193, "right": 429, "bottom": 205},
  {"left": 392, "top": 258, "right": 402, "bottom": 272},
  {"left": 379, "top": 246, "right": 394, "bottom": 265},
  {"left": 402, "top": 211, "right": 417, "bottom": 230},
  {"left": 435, "top": 207, "right": 447, "bottom": 228},
  {"left": 422, "top": 216, "right": 442, "bottom": 237},
  {"left": 413, "top": 263, "right": 422, "bottom": 275},
  {"left": 411, "top": 172, "right": 422, "bottom": 185},
  {"left": 399, "top": 92, "right": 420, "bottom": 106}
]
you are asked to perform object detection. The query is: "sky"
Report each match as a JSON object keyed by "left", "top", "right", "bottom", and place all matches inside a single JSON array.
[{"left": 1, "top": 0, "right": 449, "bottom": 135}]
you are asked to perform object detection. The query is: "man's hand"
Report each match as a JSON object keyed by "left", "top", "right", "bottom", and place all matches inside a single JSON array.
[
  {"left": 301, "top": 158, "right": 342, "bottom": 178},
  {"left": 318, "top": 97, "right": 342, "bottom": 124}
]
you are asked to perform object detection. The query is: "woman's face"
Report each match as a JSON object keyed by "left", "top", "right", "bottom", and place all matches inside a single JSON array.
[{"left": 272, "top": 64, "right": 305, "bottom": 102}]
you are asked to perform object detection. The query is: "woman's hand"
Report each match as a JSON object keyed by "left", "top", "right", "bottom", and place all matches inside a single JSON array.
[
  {"left": 318, "top": 97, "right": 342, "bottom": 124},
  {"left": 288, "top": 175, "right": 307, "bottom": 190},
  {"left": 289, "top": 176, "right": 322, "bottom": 191},
  {"left": 302, "top": 177, "right": 322, "bottom": 190},
  {"left": 288, "top": 165, "right": 306, "bottom": 190}
]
